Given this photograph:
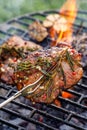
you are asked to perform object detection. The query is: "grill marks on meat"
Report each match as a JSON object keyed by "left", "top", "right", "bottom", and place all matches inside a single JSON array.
[
  {"left": 0, "top": 36, "right": 42, "bottom": 84},
  {"left": 14, "top": 47, "right": 83, "bottom": 103}
]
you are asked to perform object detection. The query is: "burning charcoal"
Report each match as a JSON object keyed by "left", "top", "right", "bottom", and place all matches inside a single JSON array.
[
  {"left": 0, "top": 111, "right": 10, "bottom": 120},
  {"left": 65, "top": 103, "right": 83, "bottom": 114},
  {"left": 0, "top": 88, "right": 8, "bottom": 96},
  {"left": 26, "top": 123, "right": 36, "bottom": 130},
  {"left": 70, "top": 117, "right": 84, "bottom": 127},
  {"left": 0, "top": 99, "right": 4, "bottom": 104},
  {"left": 5, "top": 102, "right": 13, "bottom": 109},
  {"left": 5, "top": 98, "right": 21, "bottom": 111},
  {"left": 29, "top": 21, "right": 48, "bottom": 42},
  {"left": 33, "top": 113, "right": 40, "bottom": 120},
  {"left": 33, "top": 114, "right": 44, "bottom": 123},
  {"left": 59, "top": 124, "right": 76, "bottom": 130},
  {"left": 81, "top": 112, "right": 87, "bottom": 119},
  {"left": 19, "top": 96, "right": 32, "bottom": 106},
  {"left": 36, "top": 126, "right": 44, "bottom": 130},
  {"left": 59, "top": 117, "right": 84, "bottom": 130},
  {"left": 18, "top": 109, "right": 31, "bottom": 117},
  {"left": 0, "top": 124, "right": 15, "bottom": 130},
  {"left": 47, "top": 107, "right": 64, "bottom": 119},
  {"left": 9, "top": 118, "right": 25, "bottom": 125}
]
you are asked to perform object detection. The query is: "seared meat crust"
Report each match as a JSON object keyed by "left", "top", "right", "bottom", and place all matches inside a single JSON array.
[
  {"left": 0, "top": 36, "right": 83, "bottom": 103},
  {"left": 0, "top": 36, "right": 42, "bottom": 84},
  {"left": 14, "top": 47, "right": 83, "bottom": 103}
]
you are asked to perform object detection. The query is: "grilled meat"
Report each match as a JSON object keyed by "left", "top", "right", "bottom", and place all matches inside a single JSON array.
[
  {"left": 29, "top": 21, "right": 48, "bottom": 42},
  {"left": 14, "top": 47, "right": 83, "bottom": 103},
  {"left": 0, "top": 36, "right": 83, "bottom": 103},
  {"left": 0, "top": 36, "right": 42, "bottom": 84},
  {"left": 1, "top": 35, "right": 42, "bottom": 53}
]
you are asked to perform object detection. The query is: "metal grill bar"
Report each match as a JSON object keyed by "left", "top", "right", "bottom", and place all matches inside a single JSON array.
[{"left": 0, "top": 10, "right": 87, "bottom": 130}]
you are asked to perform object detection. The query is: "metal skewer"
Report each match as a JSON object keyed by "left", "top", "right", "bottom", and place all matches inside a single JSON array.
[{"left": 0, "top": 75, "right": 44, "bottom": 109}]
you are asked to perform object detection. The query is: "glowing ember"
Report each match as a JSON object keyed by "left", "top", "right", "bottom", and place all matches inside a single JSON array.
[
  {"left": 54, "top": 99, "right": 61, "bottom": 107},
  {"left": 62, "top": 91, "right": 74, "bottom": 98}
]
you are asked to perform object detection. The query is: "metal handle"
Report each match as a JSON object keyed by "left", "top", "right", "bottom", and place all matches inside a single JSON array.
[
  {"left": 0, "top": 75, "right": 44, "bottom": 109},
  {"left": 0, "top": 92, "right": 21, "bottom": 109}
]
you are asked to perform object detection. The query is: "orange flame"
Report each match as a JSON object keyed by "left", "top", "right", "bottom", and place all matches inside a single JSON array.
[
  {"left": 60, "top": 0, "right": 77, "bottom": 24},
  {"left": 62, "top": 91, "right": 74, "bottom": 98},
  {"left": 51, "top": 0, "right": 77, "bottom": 46},
  {"left": 59, "top": 0, "right": 77, "bottom": 42}
]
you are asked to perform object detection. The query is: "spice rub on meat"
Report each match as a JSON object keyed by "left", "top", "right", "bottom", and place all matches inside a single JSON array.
[
  {"left": 14, "top": 47, "right": 83, "bottom": 103},
  {"left": 0, "top": 36, "right": 83, "bottom": 103},
  {"left": 0, "top": 36, "right": 42, "bottom": 84},
  {"left": 29, "top": 21, "right": 48, "bottom": 42},
  {"left": 1, "top": 35, "right": 42, "bottom": 52}
]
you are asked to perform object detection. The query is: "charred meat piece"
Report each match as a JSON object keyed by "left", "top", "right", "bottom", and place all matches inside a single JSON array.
[
  {"left": 29, "top": 21, "right": 48, "bottom": 42},
  {"left": 14, "top": 47, "right": 83, "bottom": 103},
  {"left": 0, "top": 36, "right": 42, "bottom": 84}
]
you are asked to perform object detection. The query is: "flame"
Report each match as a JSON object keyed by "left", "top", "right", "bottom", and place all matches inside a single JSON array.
[
  {"left": 60, "top": 0, "right": 77, "bottom": 24},
  {"left": 59, "top": 0, "right": 77, "bottom": 42},
  {"left": 62, "top": 91, "right": 74, "bottom": 98},
  {"left": 51, "top": 0, "right": 77, "bottom": 46}
]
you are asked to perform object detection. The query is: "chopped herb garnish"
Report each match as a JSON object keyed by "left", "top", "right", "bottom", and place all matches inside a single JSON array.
[{"left": 66, "top": 50, "right": 74, "bottom": 71}]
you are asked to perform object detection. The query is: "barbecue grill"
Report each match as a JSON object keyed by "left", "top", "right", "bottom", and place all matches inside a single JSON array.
[{"left": 0, "top": 10, "right": 87, "bottom": 130}]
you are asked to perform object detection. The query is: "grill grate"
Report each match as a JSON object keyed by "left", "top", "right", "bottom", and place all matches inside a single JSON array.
[{"left": 0, "top": 10, "right": 87, "bottom": 130}]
